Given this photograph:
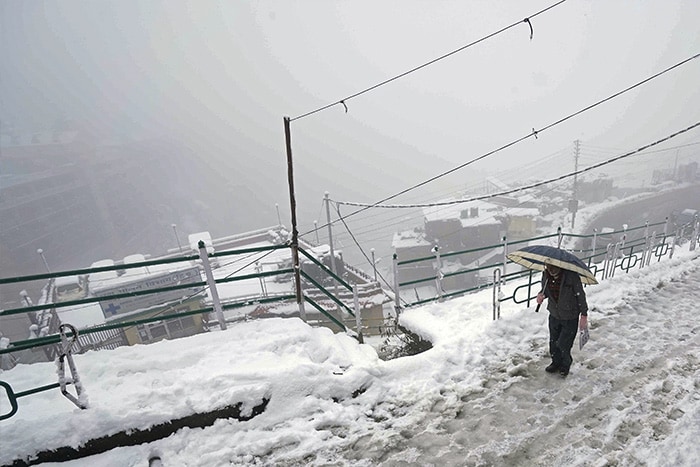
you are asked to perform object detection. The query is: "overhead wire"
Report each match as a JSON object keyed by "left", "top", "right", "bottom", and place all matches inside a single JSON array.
[
  {"left": 334, "top": 121, "right": 699, "bottom": 277},
  {"left": 285, "top": 4, "right": 699, "bottom": 292},
  {"left": 308, "top": 121, "right": 699, "bottom": 299},
  {"left": 336, "top": 157, "right": 575, "bottom": 273},
  {"left": 333, "top": 203, "right": 410, "bottom": 307},
  {"left": 339, "top": 121, "right": 700, "bottom": 209},
  {"left": 308, "top": 130, "right": 700, "bottom": 273},
  {"left": 294, "top": 44, "right": 699, "bottom": 239},
  {"left": 290, "top": 0, "right": 569, "bottom": 122},
  {"left": 325, "top": 52, "right": 700, "bottom": 214},
  {"left": 335, "top": 175, "right": 572, "bottom": 303}
]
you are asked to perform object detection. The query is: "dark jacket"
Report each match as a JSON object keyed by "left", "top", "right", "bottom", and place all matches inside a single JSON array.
[{"left": 542, "top": 269, "right": 588, "bottom": 320}]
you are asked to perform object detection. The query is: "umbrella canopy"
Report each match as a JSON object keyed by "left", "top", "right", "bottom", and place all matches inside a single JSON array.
[{"left": 507, "top": 245, "right": 598, "bottom": 285}]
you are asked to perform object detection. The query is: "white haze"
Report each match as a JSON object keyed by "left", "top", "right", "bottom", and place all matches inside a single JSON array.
[
  {"left": 2, "top": 0, "right": 700, "bottom": 288},
  {"left": 2, "top": 0, "right": 700, "bottom": 214}
]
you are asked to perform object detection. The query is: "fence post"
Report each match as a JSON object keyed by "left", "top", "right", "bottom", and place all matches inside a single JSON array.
[
  {"left": 501, "top": 235, "right": 508, "bottom": 285},
  {"left": 392, "top": 253, "right": 401, "bottom": 315},
  {"left": 640, "top": 229, "right": 649, "bottom": 269},
  {"left": 691, "top": 216, "right": 699, "bottom": 251},
  {"left": 371, "top": 248, "right": 378, "bottom": 283},
  {"left": 352, "top": 285, "right": 364, "bottom": 344},
  {"left": 433, "top": 245, "right": 443, "bottom": 301},
  {"left": 492, "top": 268, "right": 501, "bottom": 321},
  {"left": 198, "top": 240, "right": 227, "bottom": 331},
  {"left": 670, "top": 229, "right": 678, "bottom": 259},
  {"left": 610, "top": 241, "right": 621, "bottom": 278},
  {"left": 256, "top": 261, "right": 268, "bottom": 297},
  {"left": 625, "top": 245, "right": 635, "bottom": 273},
  {"left": 324, "top": 192, "right": 340, "bottom": 313},
  {"left": 603, "top": 243, "right": 614, "bottom": 280},
  {"left": 324, "top": 192, "right": 338, "bottom": 276},
  {"left": 557, "top": 226, "right": 563, "bottom": 248},
  {"left": 590, "top": 228, "right": 598, "bottom": 267},
  {"left": 646, "top": 232, "right": 657, "bottom": 266}
]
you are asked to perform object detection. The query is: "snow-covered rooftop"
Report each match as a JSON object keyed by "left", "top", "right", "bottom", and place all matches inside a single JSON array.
[{"left": 422, "top": 199, "right": 504, "bottom": 226}]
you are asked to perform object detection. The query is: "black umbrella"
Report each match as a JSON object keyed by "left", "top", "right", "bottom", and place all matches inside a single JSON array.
[
  {"left": 507, "top": 244, "right": 597, "bottom": 312},
  {"left": 506, "top": 244, "right": 598, "bottom": 285}
]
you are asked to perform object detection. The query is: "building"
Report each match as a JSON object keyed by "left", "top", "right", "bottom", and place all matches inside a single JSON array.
[
  {"left": 392, "top": 197, "right": 540, "bottom": 297},
  {"left": 89, "top": 259, "right": 207, "bottom": 345}
]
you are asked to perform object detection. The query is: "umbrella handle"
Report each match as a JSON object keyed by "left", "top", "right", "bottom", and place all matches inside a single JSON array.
[{"left": 535, "top": 276, "right": 548, "bottom": 313}]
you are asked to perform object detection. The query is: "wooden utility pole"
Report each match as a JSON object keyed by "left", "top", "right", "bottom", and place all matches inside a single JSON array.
[{"left": 283, "top": 117, "right": 306, "bottom": 321}]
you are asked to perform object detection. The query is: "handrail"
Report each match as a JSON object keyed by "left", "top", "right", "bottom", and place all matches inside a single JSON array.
[
  {"left": 0, "top": 238, "right": 374, "bottom": 359},
  {"left": 0, "top": 267, "right": 296, "bottom": 319},
  {"left": 303, "top": 296, "right": 347, "bottom": 332},
  {"left": 397, "top": 232, "right": 561, "bottom": 266},
  {"left": 394, "top": 218, "right": 686, "bottom": 309},
  {"left": 212, "top": 244, "right": 288, "bottom": 258},
  {"left": 299, "top": 270, "right": 355, "bottom": 317},
  {"left": 0, "top": 295, "right": 296, "bottom": 356},
  {"left": 298, "top": 247, "right": 353, "bottom": 292},
  {"left": 0, "top": 244, "right": 286, "bottom": 285},
  {"left": 0, "top": 215, "right": 695, "bottom": 422}
]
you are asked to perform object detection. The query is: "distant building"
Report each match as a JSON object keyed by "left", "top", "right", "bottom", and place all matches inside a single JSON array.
[
  {"left": 501, "top": 207, "right": 539, "bottom": 241},
  {"left": 422, "top": 201, "right": 504, "bottom": 256},
  {"left": 89, "top": 259, "right": 207, "bottom": 345},
  {"left": 393, "top": 197, "right": 541, "bottom": 297},
  {"left": 391, "top": 228, "right": 433, "bottom": 286}
]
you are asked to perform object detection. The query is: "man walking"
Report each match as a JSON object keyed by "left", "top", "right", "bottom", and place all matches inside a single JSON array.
[{"left": 536, "top": 262, "right": 588, "bottom": 377}]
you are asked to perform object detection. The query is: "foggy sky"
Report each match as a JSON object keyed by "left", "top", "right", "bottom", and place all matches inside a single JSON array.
[{"left": 2, "top": 0, "right": 700, "bottom": 229}]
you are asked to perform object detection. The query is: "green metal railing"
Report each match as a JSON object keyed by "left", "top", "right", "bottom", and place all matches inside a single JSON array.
[
  {"left": 0, "top": 243, "right": 367, "bottom": 420},
  {"left": 2, "top": 217, "right": 696, "bottom": 420},
  {"left": 393, "top": 219, "right": 685, "bottom": 310}
]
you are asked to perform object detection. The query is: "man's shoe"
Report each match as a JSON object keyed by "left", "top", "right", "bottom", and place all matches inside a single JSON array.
[
  {"left": 559, "top": 368, "right": 570, "bottom": 377},
  {"left": 545, "top": 363, "right": 560, "bottom": 373}
]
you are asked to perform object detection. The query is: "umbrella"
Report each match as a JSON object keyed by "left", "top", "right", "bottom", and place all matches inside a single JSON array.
[{"left": 506, "top": 244, "right": 598, "bottom": 285}]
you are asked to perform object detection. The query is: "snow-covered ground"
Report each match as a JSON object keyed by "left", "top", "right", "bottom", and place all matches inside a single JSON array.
[{"left": 1, "top": 236, "right": 699, "bottom": 465}]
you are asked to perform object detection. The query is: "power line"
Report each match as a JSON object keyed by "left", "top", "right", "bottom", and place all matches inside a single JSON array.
[
  {"left": 324, "top": 52, "right": 700, "bottom": 214},
  {"left": 336, "top": 121, "right": 700, "bottom": 209},
  {"left": 297, "top": 51, "right": 700, "bottom": 239},
  {"left": 330, "top": 122, "right": 699, "bottom": 277},
  {"left": 290, "top": 0, "right": 568, "bottom": 122},
  {"left": 300, "top": 134, "right": 699, "bottom": 241}
]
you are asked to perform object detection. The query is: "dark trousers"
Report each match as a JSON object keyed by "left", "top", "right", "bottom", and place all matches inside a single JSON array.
[{"left": 549, "top": 315, "right": 579, "bottom": 370}]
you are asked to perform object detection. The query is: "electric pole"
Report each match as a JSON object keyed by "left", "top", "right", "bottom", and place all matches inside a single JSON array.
[{"left": 570, "top": 140, "right": 580, "bottom": 229}]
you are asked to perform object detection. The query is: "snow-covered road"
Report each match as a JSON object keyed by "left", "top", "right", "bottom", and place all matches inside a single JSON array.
[{"left": 347, "top": 260, "right": 700, "bottom": 466}]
